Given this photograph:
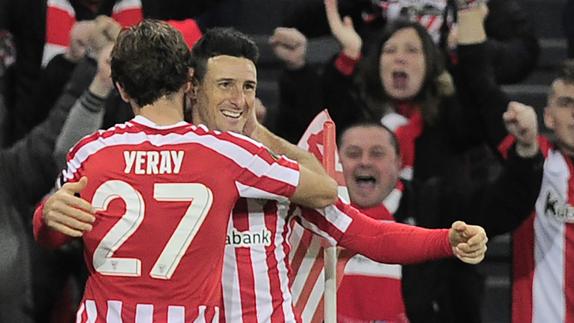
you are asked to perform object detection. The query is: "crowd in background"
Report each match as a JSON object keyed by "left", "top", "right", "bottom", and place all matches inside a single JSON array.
[{"left": 0, "top": 0, "right": 572, "bottom": 322}]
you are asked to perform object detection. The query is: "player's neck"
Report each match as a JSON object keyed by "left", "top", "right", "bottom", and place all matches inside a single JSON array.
[{"left": 135, "top": 95, "right": 185, "bottom": 126}]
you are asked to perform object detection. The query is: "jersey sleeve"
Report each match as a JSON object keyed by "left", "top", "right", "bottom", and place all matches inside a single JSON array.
[
  {"left": 33, "top": 200, "right": 74, "bottom": 248},
  {"left": 33, "top": 134, "right": 95, "bottom": 248},
  {"left": 298, "top": 199, "right": 454, "bottom": 264},
  {"left": 59, "top": 130, "right": 102, "bottom": 186},
  {"left": 221, "top": 131, "right": 300, "bottom": 202}
]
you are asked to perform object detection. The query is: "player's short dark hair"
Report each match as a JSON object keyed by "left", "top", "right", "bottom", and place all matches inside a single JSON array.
[
  {"left": 111, "top": 19, "right": 192, "bottom": 107},
  {"left": 548, "top": 59, "right": 574, "bottom": 99},
  {"left": 190, "top": 27, "right": 259, "bottom": 82},
  {"left": 558, "top": 59, "right": 574, "bottom": 85}
]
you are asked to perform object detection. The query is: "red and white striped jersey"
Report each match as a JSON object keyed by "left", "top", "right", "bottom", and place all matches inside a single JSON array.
[
  {"left": 220, "top": 110, "right": 451, "bottom": 323},
  {"left": 512, "top": 138, "right": 574, "bottom": 323},
  {"left": 336, "top": 186, "right": 407, "bottom": 323},
  {"left": 222, "top": 198, "right": 355, "bottom": 323},
  {"left": 63, "top": 116, "right": 300, "bottom": 323},
  {"left": 222, "top": 198, "right": 298, "bottom": 322},
  {"left": 221, "top": 197, "right": 452, "bottom": 323}
]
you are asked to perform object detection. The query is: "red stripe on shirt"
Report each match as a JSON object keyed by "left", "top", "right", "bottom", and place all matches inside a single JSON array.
[
  {"left": 292, "top": 241, "right": 324, "bottom": 318},
  {"left": 311, "top": 299, "right": 324, "bottom": 323},
  {"left": 232, "top": 199, "right": 258, "bottom": 321},
  {"left": 289, "top": 228, "right": 313, "bottom": 277},
  {"left": 262, "top": 201, "right": 287, "bottom": 323},
  {"left": 512, "top": 215, "right": 535, "bottom": 323},
  {"left": 338, "top": 275, "right": 405, "bottom": 321},
  {"left": 299, "top": 207, "right": 345, "bottom": 241}
]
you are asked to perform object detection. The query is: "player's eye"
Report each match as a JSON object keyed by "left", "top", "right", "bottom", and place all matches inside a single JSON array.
[
  {"left": 244, "top": 83, "right": 256, "bottom": 92},
  {"left": 218, "top": 81, "right": 232, "bottom": 89}
]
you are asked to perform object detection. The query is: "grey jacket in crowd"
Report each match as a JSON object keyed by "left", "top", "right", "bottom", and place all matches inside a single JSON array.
[{"left": 0, "top": 75, "right": 75, "bottom": 322}]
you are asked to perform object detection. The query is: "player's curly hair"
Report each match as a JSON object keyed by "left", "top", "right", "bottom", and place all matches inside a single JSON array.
[{"left": 111, "top": 19, "right": 192, "bottom": 107}]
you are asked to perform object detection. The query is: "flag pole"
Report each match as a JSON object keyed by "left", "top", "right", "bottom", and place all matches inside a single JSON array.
[{"left": 322, "top": 120, "right": 337, "bottom": 323}]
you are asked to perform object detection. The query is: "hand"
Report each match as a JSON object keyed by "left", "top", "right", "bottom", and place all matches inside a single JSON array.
[
  {"left": 456, "top": 2, "right": 488, "bottom": 45},
  {"left": 269, "top": 27, "right": 307, "bottom": 70},
  {"left": 455, "top": 0, "right": 486, "bottom": 11},
  {"left": 254, "top": 97, "right": 267, "bottom": 124},
  {"left": 89, "top": 42, "right": 114, "bottom": 97},
  {"left": 88, "top": 15, "right": 121, "bottom": 58},
  {"left": 324, "top": 0, "right": 362, "bottom": 59},
  {"left": 448, "top": 221, "right": 488, "bottom": 264},
  {"left": 242, "top": 97, "right": 263, "bottom": 138},
  {"left": 503, "top": 101, "right": 539, "bottom": 157},
  {"left": 43, "top": 177, "right": 96, "bottom": 238},
  {"left": 65, "top": 21, "right": 95, "bottom": 62}
]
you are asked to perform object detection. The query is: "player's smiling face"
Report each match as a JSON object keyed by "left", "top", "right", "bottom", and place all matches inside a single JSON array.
[{"left": 194, "top": 55, "right": 257, "bottom": 133}]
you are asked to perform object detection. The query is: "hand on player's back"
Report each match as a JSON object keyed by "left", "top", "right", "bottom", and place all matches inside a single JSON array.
[{"left": 43, "top": 176, "right": 95, "bottom": 237}]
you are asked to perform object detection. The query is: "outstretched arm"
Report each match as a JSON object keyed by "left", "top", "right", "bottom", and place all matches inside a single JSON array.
[{"left": 298, "top": 200, "right": 488, "bottom": 264}]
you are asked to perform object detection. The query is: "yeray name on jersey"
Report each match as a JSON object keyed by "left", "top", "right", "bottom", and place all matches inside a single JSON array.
[{"left": 123, "top": 150, "right": 184, "bottom": 175}]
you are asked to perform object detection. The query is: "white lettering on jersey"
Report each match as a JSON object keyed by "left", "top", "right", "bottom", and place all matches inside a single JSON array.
[
  {"left": 226, "top": 228, "right": 272, "bottom": 247},
  {"left": 123, "top": 151, "right": 184, "bottom": 175}
]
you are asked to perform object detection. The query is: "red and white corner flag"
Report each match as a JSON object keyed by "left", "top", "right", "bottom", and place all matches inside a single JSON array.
[{"left": 289, "top": 110, "right": 350, "bottom": 323}]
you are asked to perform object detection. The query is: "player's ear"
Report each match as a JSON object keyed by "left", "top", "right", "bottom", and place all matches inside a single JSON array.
[
  {"left": 115, "top": 82, "right": 130, "bottom": 103},
  {"left": 189, "top": 77, "right": 199, "bottom": 99},
  {"left": 543, "top": 106, "right": 555, "bottom": 130}
]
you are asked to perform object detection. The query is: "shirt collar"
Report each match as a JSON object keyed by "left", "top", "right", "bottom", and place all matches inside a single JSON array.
[{"left": 131, "top": 115, "right": 189, "bottom": 129}]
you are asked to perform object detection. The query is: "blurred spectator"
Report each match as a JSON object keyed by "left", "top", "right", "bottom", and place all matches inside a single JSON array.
[
  {"left": 336, "top": 104, "right": 542, "bottom": 322},
  {"left": 271, "top": 2, "right": 530, "bottom": 321},
  {"left": 12, "top": 22, "right": 121, "bottom": 322},
  {"left": 32, "top": 41, "right": 117, "bottom": 323},
  {"left": 282, "top": 0, "right": 539, "bottom": 85},
  {"left": 0, "top": 0, "right": 209, "bottom": 145},
  {"left": 0, "top": 0, "right": 135, "bottom": 145},
  {"left": 0, "top": 48, "right": 76, "bottom": 323},
  {"left": 22, "top": 16, "right": 120, "bottom": 152},
  {"left": 274, "top": 0, "right": 508, "bottom": 182},
  {"left": 506, "top": 60, "right": 574, "bottom": 323},
  {"left": 0, "top": 29, "right": 15, "bottom": 147}
]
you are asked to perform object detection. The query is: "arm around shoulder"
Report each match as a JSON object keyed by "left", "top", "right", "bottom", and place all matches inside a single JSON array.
[
  {"left": 291, "top": 165, "right": 338, "bottom": 209},
  {"left": 245, "top": 118, "right": 338, "bottom": 209}
]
